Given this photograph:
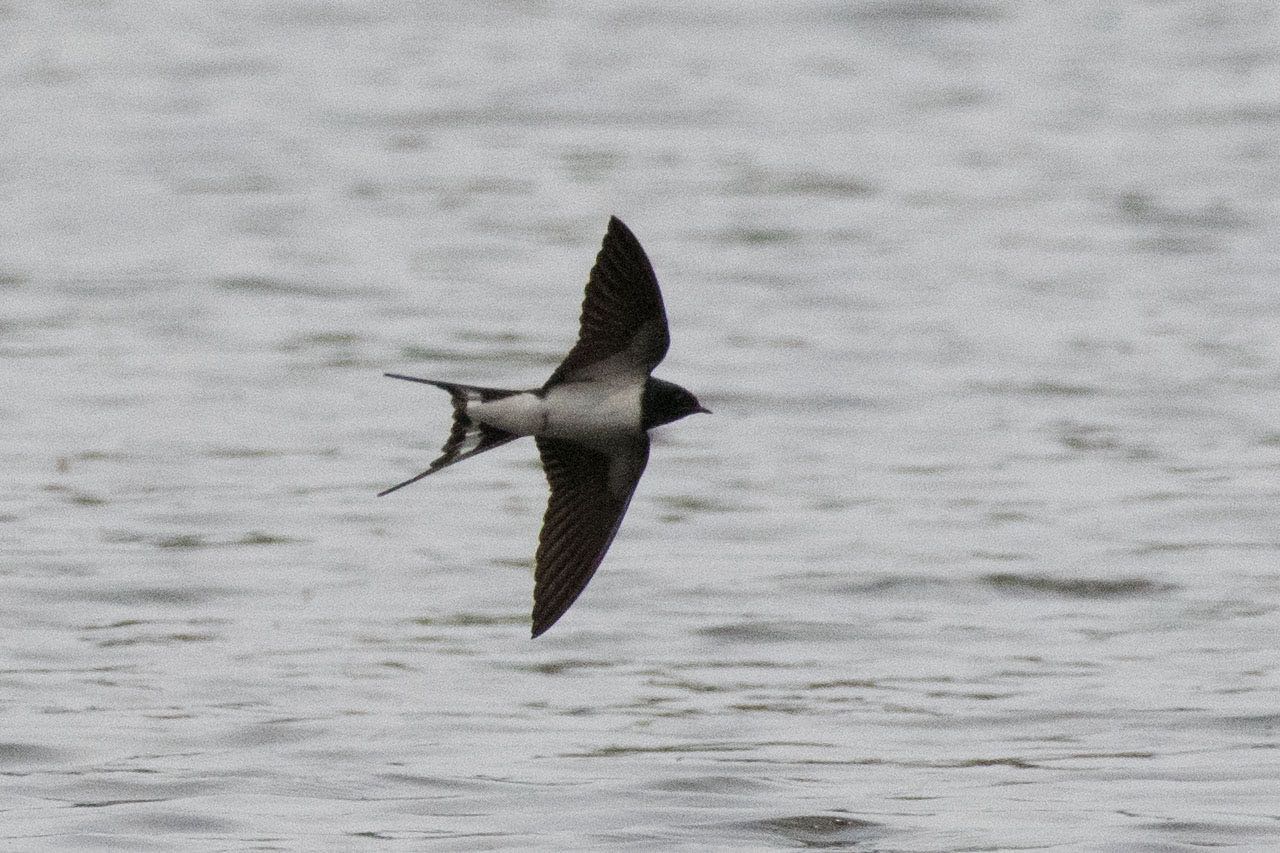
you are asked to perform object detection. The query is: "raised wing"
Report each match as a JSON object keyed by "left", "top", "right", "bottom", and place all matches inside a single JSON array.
[
  {"left": 531, "top": 436, "right": 649, "bottom": 637},
  {"left": 543, "top": 217, "right": 670, "bottom": 388}
]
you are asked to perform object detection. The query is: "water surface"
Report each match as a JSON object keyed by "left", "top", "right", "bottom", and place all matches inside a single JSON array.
[{"left": 3, "top": 1, "right": 1280, "bottom": 849}]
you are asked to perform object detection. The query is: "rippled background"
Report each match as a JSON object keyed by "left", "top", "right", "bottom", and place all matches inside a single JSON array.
[{"left": 4, "top": 1, "right": 1280, "bottom": 849}]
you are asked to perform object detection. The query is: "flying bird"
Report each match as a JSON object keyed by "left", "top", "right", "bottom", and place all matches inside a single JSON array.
[{"left": 381, "top": 217, "right": 708, "bottom": 637}]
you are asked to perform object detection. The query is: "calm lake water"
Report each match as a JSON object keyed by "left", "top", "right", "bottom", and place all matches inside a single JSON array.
[{"left": 4, "top": 1, "right": 1280, "bottom": 849}]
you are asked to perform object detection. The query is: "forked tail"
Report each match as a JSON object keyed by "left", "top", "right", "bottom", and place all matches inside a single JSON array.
[{"left": 379, "top": 374, "right": 522, "bottom": 496}]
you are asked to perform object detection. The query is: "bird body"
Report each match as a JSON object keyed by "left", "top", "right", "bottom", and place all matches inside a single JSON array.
[
  {"left": 468, "top": 380, "right": 646, "bottom": 454},
  {"left": 382, "top": 217, "right": 707, "bottom": 637}
]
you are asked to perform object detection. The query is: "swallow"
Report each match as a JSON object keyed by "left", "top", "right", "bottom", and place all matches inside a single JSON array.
[{"left": 381, "top": 216, "right": 708, "bottom": 637}]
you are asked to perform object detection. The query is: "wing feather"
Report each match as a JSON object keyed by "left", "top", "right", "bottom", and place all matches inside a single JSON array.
[
  {"left": 544, "top": 217, "right": 670, "bottom": 388},
  {"left": 530, "top": 436, "right": 649, "bottom": 637}
]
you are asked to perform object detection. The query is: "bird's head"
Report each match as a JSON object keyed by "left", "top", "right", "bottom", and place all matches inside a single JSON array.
[{"left": 642, "top": 377, "right": 710, "bottom": 429}]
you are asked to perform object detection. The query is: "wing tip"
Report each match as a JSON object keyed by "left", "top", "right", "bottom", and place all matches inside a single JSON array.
[
  {"left": 530, "top": 591, "right": 580, "bottom": 639},
  {"left": 605, "top": 214, "right": 635, "bottom": 241},
  {"left": 530, "top": 610, "right": 560, "bottom": 639},
  {"left": 530, "top": 592, "right": 571, "bottom": 638}
]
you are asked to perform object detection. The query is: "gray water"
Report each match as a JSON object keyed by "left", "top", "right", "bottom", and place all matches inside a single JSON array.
[{"left": 4, "top": 1, "right": 1280, "bottom": 850}]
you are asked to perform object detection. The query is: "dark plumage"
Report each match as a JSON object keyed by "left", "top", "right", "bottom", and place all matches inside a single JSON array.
[{"left": 381, "top": 217, "right": 708, "bottom": 637}]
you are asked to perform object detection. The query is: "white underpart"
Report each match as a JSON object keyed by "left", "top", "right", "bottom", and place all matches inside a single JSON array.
[
  {"left": 468, "top": 380, "right": 644, "bottom": 454},
  {"left": 453, "top": 388, "right": 493, "bottom": 456},
  {"left": 456, "top": 425, "right": 485, "bottom": 456},
  {"left": 466, "top": 392, "right": 544, "bottom": 436}
]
